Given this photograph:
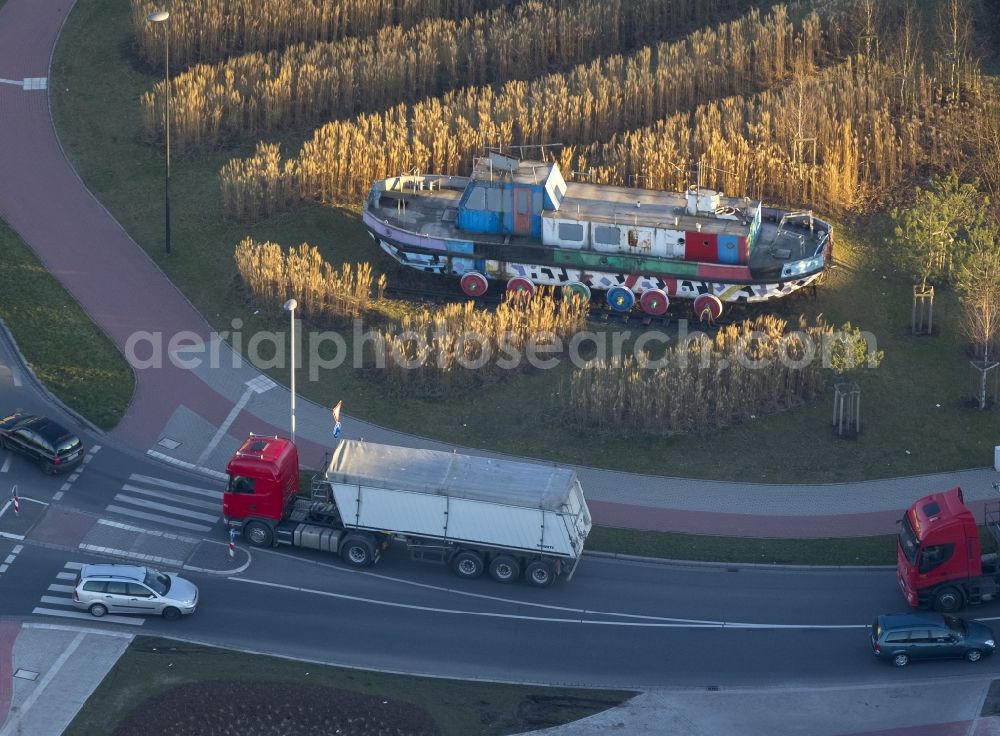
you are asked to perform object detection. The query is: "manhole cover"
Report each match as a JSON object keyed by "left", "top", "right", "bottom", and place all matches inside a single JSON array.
[
  {"left": 157, "top": 437, "right": 181, "bottom": 450},
  {"left": 14, "top": 669, "right": 38, "bottom": 681}
]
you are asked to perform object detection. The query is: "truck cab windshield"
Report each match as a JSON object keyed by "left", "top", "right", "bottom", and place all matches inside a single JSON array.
[{"left": 899, "top": 515, "right": 919, "bottom": 565}]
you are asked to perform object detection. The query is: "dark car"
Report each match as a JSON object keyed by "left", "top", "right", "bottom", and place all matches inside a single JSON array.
[
  {"left": 0, "top": 411, "right": 84, "bottom": 474},
  {"left": 871, "top": 612, "right": 995, "bottom": 667}
]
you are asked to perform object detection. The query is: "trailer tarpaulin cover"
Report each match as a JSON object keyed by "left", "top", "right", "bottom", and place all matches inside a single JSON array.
[{"left": 326, "top": 440, "right": 578, "bottom": 511}]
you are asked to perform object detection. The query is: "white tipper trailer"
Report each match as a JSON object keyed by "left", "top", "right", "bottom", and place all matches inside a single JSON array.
[{"left": 308, "top": 440, "right": 593, "bottom": 587}]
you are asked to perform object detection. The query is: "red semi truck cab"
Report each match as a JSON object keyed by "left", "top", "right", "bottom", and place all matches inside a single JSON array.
[
  {"left": 223, "top": 435, "right": 300, "bottom": 530},
  {"left": 897, "top": 487, "right": 1000, "bottom": 612}
]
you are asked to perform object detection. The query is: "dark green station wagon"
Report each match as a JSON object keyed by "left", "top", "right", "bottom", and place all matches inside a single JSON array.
[{"left": 871, "top": 612, "right": 995, "bottom": 667}]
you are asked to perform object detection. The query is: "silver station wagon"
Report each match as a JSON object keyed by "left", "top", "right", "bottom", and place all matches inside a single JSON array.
[{"left": 72, "top": 564, "right": 198, "bottom": 620}]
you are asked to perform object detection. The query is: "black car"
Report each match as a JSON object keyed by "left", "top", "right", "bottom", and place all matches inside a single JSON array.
[
  {"left": 0, "top": 411, "right": 84, "bottom": 474},
  {"left": 871, "top": 612, "right": 996, "bottom": 667}
]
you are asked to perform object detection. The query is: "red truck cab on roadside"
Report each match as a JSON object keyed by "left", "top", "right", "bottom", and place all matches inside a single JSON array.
[
  {"left": 223, "top": 435, "right": 300, "bottom": 537},
  {"left": 898, "top": 487, "right": 1000, "bottom": 612}
]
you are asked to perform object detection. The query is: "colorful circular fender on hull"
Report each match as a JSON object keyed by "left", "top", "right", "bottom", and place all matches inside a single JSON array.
[
  {"left": 460, "top": 271, "right": 488, "bottom": 297},
  {"left": 506, "top": 277, "right": 536, "bottom": 298},
  {"left": 639, "top": 289, "right": 669, "bottom": 315},
  {"left": 694, "top": 294, "right": 724, "bottom": 321},
  {"left": 607, "top": 286, "right": 636, "bottom": 312},
  {"left": 562, "top": 281, "right": 591, "bottom": 303}
]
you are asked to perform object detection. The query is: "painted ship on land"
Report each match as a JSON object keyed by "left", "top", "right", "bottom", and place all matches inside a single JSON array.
[{"left": 362, "top": 153, "right": 832, "bottom": 318}]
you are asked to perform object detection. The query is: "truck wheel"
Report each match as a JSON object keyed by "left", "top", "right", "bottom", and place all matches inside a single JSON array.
[
  {"left": 341, "top": 535, "right": 376, "bottom": 567},
  {"left": 525, "top": 560, "right": 555, "bottom": 588},
  {"left": 451, "top": 551, "right": 484, "bottom": 579},
  {"left": 244, "top": 521, "right": 274, "bottom": 548},
  {"left": 932, "top": 587, "right": 964, "bottom": 613},
  {"left": 488, "top": 555, "right": 520, "bottom": 583}
]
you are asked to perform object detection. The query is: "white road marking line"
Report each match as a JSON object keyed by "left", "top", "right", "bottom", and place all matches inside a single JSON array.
[
  {"left": 144, "top": 449, "right": 229, "bottom": 480},
  {"left": 0, "top": 457, "right": 9, "bottom": 473},
  {"left": 195, "top": 389, "right": 253, "bottom": 466},
  {"left": 12, "top": 545, "right": 21, "bottom": 553},
  {"left": 83, "top": 454, "right": 93, "bottom": 464},
  {"left": 95, "top": 518, "right": 200, "bottom": 542},
  {"left": 60, "top": 482, "right": 71, "bottom": 491},
  {"left": 77, "top": 544, "right": 184, "bottom": 567},
  {"left": 111, "top": 493, "right": 219, "bottom": 522},
  {"left": 231, "top": 575, "right": 867, "bottom": 630},
  {"left": 39, "top": 595, "right": 74, "bottom": 606},
  {"left": 56, "top": 572, "right": 76, "bottom": 580},
  {"left": 121, "top": 483, "right": 221, "bottom": 510},
  {"left": 68, "top": 473, "right": 79, "bottom": 482},
  {"left": 89, "top": 445, "right": 102, "bottom": 453},
  {"left": 3, "top": 555, "right": 14, "bottom": 565},
  {"left": 128, "top": 474, "right": 223, "bottom": 497},
  {"left": 29, "top": 607, "right": 144, "bottom": 626},
  {"left": 257, "top": 547, "right": 736, "bottom": 624},
  {"left": 0, "top": 565, "right": 7, "bottom": 573},
  {"left": 52, "top": 491, "right": 64, "bottom": 501},
  {"left": 47, "top": 584, "right": 74, "bottom": 593},
  {"left": 103, "top": 504, "right": 212, "bottom": 531}
]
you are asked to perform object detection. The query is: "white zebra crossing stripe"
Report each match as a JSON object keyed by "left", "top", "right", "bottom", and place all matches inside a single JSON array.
[
  {"left": 104, "top": 504, "right": 212, "bottom": 532},
  {"left": 39, "top": 595, "right": 73, "bottom": 606},
  {"left": 56, "top": 572, "right": 76, "bottom": 581},
  {"left": 46, "top": 584, "right": 74, "bottom": 593},
  {"left": 128, "top": 474, "right": 223, "bottom": 498},
  {"left": 31, "top": 607, "right": 144, "bottom": 626},
  {"left": 111, "top": 494, "right": 219, "bottom": 522},
  {"left": 63, "top": 562, "right": 84, "bottom": 570},
  {"left": 120, "top": 484, "right": 220, "bottom": 511}
]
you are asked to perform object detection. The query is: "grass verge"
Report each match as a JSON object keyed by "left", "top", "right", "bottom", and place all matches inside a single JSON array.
[
  {"left": 588, "top": 526, "right": 897, "bottom": 565},
  {"left": 65, "top": 636, "right": 633, "bottom": 736},
  {"left": 0, "top": 218, "right": 133, "bottom": 429},
  {"left": 47, "top": 1, "right": 1000, "bottom": 481}
]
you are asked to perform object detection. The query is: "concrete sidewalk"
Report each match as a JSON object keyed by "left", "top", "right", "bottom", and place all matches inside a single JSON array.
[{"left": 522, "top": 680, "right": 1000, "bottom": 736}]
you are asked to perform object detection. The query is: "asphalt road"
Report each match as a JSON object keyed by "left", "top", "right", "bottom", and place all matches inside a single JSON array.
[{"left": 4, "top": 339, "right": 1000, "bottom": 690}]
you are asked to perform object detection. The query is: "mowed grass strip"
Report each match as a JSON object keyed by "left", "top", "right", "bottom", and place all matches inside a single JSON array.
[
  {"left": 65, "top": 636, "right": 634, "bottom": 736},
  {"left": 49, "top": 1, "right": 1000, "bottom": 482},
  {"left": 587, "top": 526, "right": 898, "bottom": 566},
  {"left": 0, "top": 219, "right": 132, "bottom": 429}
]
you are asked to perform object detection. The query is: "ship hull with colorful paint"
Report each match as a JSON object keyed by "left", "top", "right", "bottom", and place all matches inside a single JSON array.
[{"left": 363, "top": 155, "right": 832, "bottom": 318}]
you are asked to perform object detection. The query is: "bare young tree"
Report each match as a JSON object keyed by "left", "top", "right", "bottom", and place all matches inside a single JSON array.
[
  {"left": 955, "top": 228, "right": 1000, "bottom": 409},
  {"left": 935, "top": 0, "right": 976, "bottom": 104}
]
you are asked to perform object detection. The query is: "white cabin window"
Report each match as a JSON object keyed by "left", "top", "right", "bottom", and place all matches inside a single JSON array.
[
  {"left": 559, "top": 223, "right": 584, "bottom": 241},
  {"left": 466, "top": 186, "right": 487, "bottom": 210},
  {"left": 485, "top": 188, "right": 502, "bottom": 212},
  {"left": 594, "top": 225, "right": 620, "bottom": 246}
]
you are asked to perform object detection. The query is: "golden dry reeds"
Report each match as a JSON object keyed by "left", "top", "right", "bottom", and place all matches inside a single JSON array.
[
  {"left": 369, "top": 289, "right": 589, "bottom": 394},
  {"left": 220, "top": 5, "right": 825, "bottom": 219},
  {"left": 131, "top": 0, "right": 513, "bottom": 69},
  {"left": 142, "top": 0, "right": 752, "bottom": 150},
  {"left": 234, "top": 237, "right": 384, "bottom": 321},
  {"left": 563, "top": 316, "right": 834, "bottom": 434}
]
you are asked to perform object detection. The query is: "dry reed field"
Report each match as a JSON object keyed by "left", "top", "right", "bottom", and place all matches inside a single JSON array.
[
  {"left": 234, "top": 237, "right": 386, "bottom": 321},
  {"left": 219, "top": 5, "right": 831, "bottom": 218},
  {"left": 365, "top": 290, "right": 589, "bottom": 394},
  {"left": 564, "top": 316, "right": 869, "bottom": 434},
  {"left": 129, "top": 0, "right": 996, "bottom": 436},
  {"left": 131, "top": 0, "right": 514, "bottom": 68},
  {"left": 142, "top": 0, "right": 752, "bottom": 150}
]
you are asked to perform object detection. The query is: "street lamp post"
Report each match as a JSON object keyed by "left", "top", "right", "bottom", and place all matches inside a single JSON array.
[
  {"left": 147, "top": 10, "right": 171, "bottom": 255},
  {"left": 283, "top": 299, "right": 298, "bottom": 444}
]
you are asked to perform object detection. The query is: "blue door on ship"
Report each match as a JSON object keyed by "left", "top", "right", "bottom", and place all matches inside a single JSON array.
[{"left": 513, "top": 188, "right": 532, "bottom": 235}]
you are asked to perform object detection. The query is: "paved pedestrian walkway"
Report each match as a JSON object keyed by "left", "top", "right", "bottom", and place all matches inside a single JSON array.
[{"left": 521, "top": 680, "right": 1000, "bottom": 736}]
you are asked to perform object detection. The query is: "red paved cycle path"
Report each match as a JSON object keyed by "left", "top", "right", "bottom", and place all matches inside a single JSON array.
[{"left": 0, "top": 0, "right": 276, "bottom": 451}]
